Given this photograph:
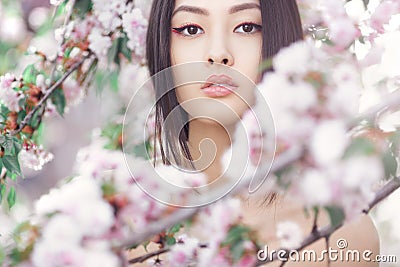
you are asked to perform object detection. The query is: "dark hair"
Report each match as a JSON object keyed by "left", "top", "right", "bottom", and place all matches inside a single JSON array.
[{"left": 146, "top": 0, "right": 303, "bottom": 196}]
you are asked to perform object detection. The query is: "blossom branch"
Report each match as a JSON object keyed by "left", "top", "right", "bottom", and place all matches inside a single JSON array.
[
  {"left": 116, "top": 208, "right": 198, "bottom": 249},
  {"left": 10, "top": 53, "right": 92, "bottom": 136},
  {"left": 120, "top": 93, "right": 400, "bottom": 261},
  {"left": 128, "top": 247, "right": 170, "bottom": 265},
  {"left": 128, "top": 243, "right": 208, "bottom": 265},
  {"left": 363, "top": 177, "right": 400, "bottom": 214},
  {"left": 116, "top": 146, "right": 305, "bottom": 250},
  {"left": 50, "top": 0, "right": 77, "bottom": 82},
  {"left": 257, "top": 176, "right": 400, "bottom": 266},
  {"left": 127, "top": 177, "right": 400, "bottom": 266}
]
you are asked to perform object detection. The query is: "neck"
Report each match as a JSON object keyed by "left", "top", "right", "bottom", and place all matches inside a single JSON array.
[{"left": 187, "top": 118, "right": 235, "bottom": 183}]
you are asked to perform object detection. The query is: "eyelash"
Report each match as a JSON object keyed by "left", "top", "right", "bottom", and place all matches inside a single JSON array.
[{"left": 172, "top": 22, "right": 262, "bottom": 37}]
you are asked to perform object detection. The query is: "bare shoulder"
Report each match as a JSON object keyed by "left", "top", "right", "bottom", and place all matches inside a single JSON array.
[
  {"left": 328, "top": 214, "right": 380, "bottom": 266},
  {"left": 240, "top": 194, "right": 380, "bottom": 267}
]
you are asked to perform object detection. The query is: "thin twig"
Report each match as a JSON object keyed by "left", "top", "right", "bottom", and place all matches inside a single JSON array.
[
  {"left": 311, "top": 208, "right": 319, "bottom": 234},
  {"left": 10, "top": 54, "right": 91, "bottom": 136},
  {"left": 129, "top": 247, "right": 170, "bottom": 264},
  {"left": 363, "top": 177, "right": 400, "bottom": 214},
  {"left": 116, "top": 208, "right": 198, "bottom": 249},
  {"left": 325, "top": 236, "right": 331, "bottom": 267},
  {"left": 129, "top": 243, "right": 209, "bottom": 265},
  {"left": 50, "top": 0, "right": 77, "bottom": 82}
]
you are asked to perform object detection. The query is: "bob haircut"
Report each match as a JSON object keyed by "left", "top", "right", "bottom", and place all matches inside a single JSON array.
[{"left": 146, "top": 0, "right": 303, "bottom": 171}]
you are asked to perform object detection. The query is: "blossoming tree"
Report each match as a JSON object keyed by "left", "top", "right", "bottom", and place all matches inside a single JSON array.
[{"left": 0, "top": 0, "right": 399, "bottom": 266}]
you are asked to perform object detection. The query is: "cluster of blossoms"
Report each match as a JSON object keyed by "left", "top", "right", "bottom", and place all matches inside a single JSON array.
[
  {"left": 0, "top": 1, "right": 27, "bottom": 44},
  {"left": 19, "top": 141, "right": 54, "bottom": 171},
  {"left": 298, "top": 0, "right": 361, "bottom": 50},
  {"left": 231, "top": 0, "right": 400, "bottom": 223},
  {"left": 55, "top": 0, "right": 150, "bottom": 64},
  {"left": 32, "top": 178, "right": 119, "bottom": 267},
  {"left": 233, "top": 38, "right": 391, "bottom": 221},
  {"left": 1, "top": 0, "right": 400, "bottom": 266},
  {"left": 162, "top": 198, "right": 257, "bottom": 267},
  {"left": 0, "top": 73, "right": 23, "bottom": 112}
]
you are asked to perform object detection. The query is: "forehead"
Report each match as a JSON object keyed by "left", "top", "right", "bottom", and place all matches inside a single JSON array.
[{"left": 173, "top": 0, "right": 261, "bottom": 11}]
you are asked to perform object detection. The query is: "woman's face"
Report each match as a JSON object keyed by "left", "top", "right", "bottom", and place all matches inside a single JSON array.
[{"left": 170, "top": 0, "right": 262, "bottom": 125}]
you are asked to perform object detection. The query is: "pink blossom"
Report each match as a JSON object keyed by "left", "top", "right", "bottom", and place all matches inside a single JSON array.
[
  {"left": 370, "top": 1, "right": 400, "bottom": 33},
  {"left": 192, "top": 198, "right": 242, "bottom": 244},
  {"left": 236, "top": 254, "right": 257, "bottom": 267},
  {"left": 276, "top": 221, "right": 303, "bottom": 249},
  {"left": 0, "top": 73, "right": 23, "bottom": 112},
  {"left": 63, "top": 77, "right": 84, "bottom": 106},
  {"left": 92, "top": 0, "right": 127, "bottom": 31},
  {"left": 122, "top": 8, "right": 148, "bottom": 58},
  {"left": 19, "top": 143, "right": 54, "bottom": 171},
  {"left": 328, "top": 17, "right": 360, "bottom": 50},
  {"left": 88, "top": 28, "right": 112, "bottom": 58},
  {"left": 168, "top": 234, "right": 199, "bottom": 267}
]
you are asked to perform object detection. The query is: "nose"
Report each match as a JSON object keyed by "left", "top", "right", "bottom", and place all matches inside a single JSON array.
[{"left": 206, "top": 36, "right": 234, "bottom": 66}]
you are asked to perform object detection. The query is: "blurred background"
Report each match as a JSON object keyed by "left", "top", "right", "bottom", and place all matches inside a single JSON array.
[{"left": 0, "top": 0, "right": 399, "bottom": 266}]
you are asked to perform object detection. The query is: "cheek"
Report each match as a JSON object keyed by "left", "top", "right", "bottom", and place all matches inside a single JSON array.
[
  {"left": 232, "top": 36, "right": 263, "bottom": 82},
  {"left": 170, "top": 38, "right": 204, "bottom": 65}
]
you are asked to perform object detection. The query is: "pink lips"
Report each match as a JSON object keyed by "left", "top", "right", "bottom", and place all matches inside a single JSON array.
[{"left": 200, "top": 74, "right": 238, "bottom": 97}]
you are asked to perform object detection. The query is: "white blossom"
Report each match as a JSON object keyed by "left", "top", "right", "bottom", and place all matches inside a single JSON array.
[
  {"left": 276, "top": 221, "right": 303, "bottom": 249},
  {"left": 122, "top": 8, "right": 148, "bottom": 58},
  {"left": 0, "top": 73, "right": 23, "bottom": 112},
  {"left": 88, "top": 28, "right": 112, "bottom": 58},
  {"left": 310, "top": 120, "right": 349, "bottom": 166},
  {"left": 19, "top": 144, "right": 54, "bottom": 171}
]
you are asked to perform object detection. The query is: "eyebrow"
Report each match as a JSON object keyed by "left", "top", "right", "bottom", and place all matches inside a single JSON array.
[{"left": 172, "top": 3, "right": 261, "bottom": 17}]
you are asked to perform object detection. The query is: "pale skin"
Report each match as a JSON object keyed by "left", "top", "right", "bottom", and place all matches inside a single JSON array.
[{"left": 128, "top": 0, "right": 380, "bottom": 265}]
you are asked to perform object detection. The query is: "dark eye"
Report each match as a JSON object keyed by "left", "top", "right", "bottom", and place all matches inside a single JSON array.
[
  {"left": 173, "top": 25, "right": 204, "bottom": 36},
  {"left": 235, "top": 23, "right": 262, "bottom": 34}
]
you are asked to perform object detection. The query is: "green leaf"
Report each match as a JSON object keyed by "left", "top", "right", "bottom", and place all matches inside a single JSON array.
[
  {"left": 0, "top": 245, "right": 5, "bottom": 266},
  {"left": 54, "top": 1, "right": 68, "bottom": 18},
  {"left": 74, "top": 0, "right": 93, "bottom": 18},
  {"left": 22, "top": 64, "right": 38, "bottom": 85},
  {"left": 343, "top": 137, "right": 376, "bottom": 158},
  {"left": 221, "top": 225, "right": 250, "bottom": 247},
  {"left": 133, "top": 142, "right": 151, "bottom": 159},
  {"left": 259, "top": 58, "right": 273, "bottom": 72},
  {"left": 165, "top": 236, "right": 176, "bottom": 246},
  {"left": 167, "top": 223, "right": 182, "bottom": 235},
  {"left": 7, "top": 186, "right": 16, "bottom": 209},
  {"left": 231, "top": 241, "right": 245, "bottom": 263},
  {"left": 13, "top": 137, "right": 22, "bottom": 155},
  {"left": 324, "top": 206, "right": 345, "bottom": 227},
  {"left": 101, "top": 182, "right": 116, "bottom": 197},
  {"left": 382, "top": 150, "right": 397, "bottom": 180},
  {"left": 119, "top": 35, "right": 132, "bottom": 61},
  {"left": 50, "top": 88, "right": 66, "bottom": 116},
  {"left": 109, "top": 71, "right": 119, "bottom": 92},
  {"left": 0, "top": 183, "right": 6, "bottom": 203},
  {"left": 108, "top": 38, "right": 120, "bottom": 66},
  {"left": 2, "top": 135, "right": 13, "bottom": 154},
  {"left": 3, "top": 155, "right": 21, "bottom": 176}
]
